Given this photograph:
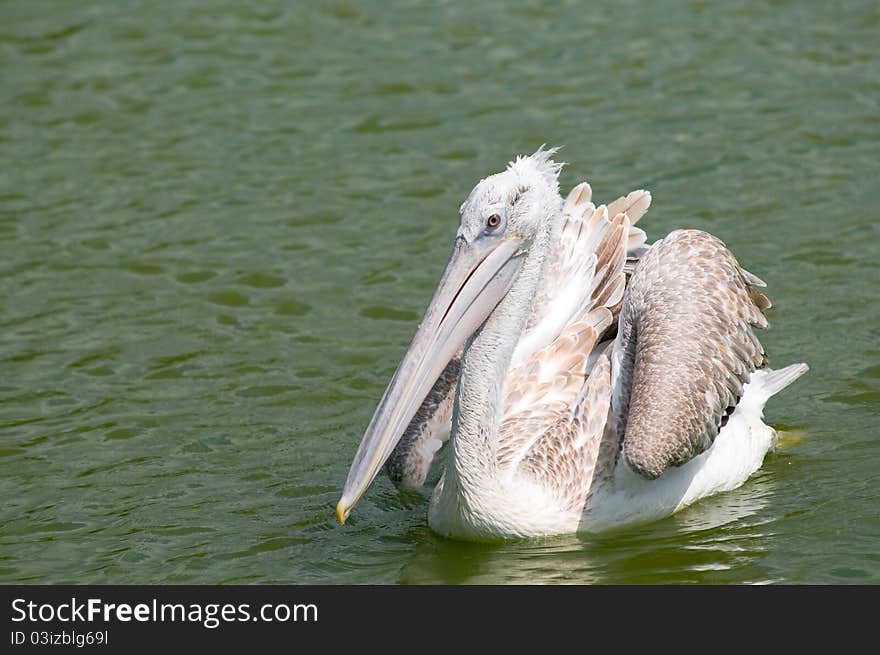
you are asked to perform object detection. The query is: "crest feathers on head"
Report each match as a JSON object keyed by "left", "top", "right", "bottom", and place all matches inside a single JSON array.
[{"left": 508, "top": 144, "right": 564, "bottom": 192}]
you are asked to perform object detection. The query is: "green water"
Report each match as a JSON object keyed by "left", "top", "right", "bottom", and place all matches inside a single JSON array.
[{"left": 2, "top": 0, "right": 878, "bottom": 584}]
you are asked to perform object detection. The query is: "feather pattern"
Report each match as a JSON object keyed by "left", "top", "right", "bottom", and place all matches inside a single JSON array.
[
  {"left": 516, "top": 352, "right": 612, "bottom": 512},
  {"left": 498, "top": 308, "right": 613, "bottom": 473},
  {"left": 491, "top": 184, "right": 631, "bottom": 512},
  {"left": 514, "top": 185, "right": 641, "bottom": 367},
  {"left": 610, "top": 229, "right": 772, "bottom": 479}
]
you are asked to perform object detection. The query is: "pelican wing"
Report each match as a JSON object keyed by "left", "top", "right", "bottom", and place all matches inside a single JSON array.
[
  {"left": 513, "top": 185, "right": 643, "bottom": 367},
  {"left": 516, "top": 352, "right": 613, "bottom": 513},
  {"left": 496, "top": 309, "right": 612, "bottom": 498},
  {"left": 494, "top": 198, "right": 633, "bottom": 510},
  {"left": 611, "top": 229, "right": 771, "bottom": 479}
]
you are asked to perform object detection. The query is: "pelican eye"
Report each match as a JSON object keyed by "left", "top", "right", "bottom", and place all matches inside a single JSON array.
[{"left": 486, "top": 214, "right": 502, "bottom": 229}]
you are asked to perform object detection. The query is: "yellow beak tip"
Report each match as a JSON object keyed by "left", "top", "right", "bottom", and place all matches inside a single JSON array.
[{"left": 335, "top": 501, "right": 350, "bottom": 525}]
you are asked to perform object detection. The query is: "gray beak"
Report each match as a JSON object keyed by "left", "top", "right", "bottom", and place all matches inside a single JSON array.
[{"left": 336, "top": 235, "right": 524, "bottom": 523}]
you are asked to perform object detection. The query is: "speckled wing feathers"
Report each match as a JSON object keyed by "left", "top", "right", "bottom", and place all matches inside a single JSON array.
[
  {"left": 612, "top": 230, "right": 771, "bottom": 479},
  {"left": 497, "top": 309, "right": 612, "bottom": 475},
  {"left": 521, "top": 185, "right": 650, "bottom": 346},
  {"left": 494, "top": 186, "right": 636, "bottom": 511},
  {"left": 517, "top": 353, "right": 613, "bottom": 512}
]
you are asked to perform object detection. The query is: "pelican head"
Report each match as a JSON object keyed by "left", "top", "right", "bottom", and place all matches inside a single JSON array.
[
  {"left": 456, "top": 146, "right": 563, "bottom": 244},
  {"left": 336, "top": 146, "right": 564, "bottom": 523}
]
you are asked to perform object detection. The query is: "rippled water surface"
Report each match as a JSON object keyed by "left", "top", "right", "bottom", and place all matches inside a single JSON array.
[{"left": 2, "top": 0, "right": 878, "bottom": 584}]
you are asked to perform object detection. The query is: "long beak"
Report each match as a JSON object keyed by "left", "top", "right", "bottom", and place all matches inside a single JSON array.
[{"left": 336, "top": 235, "right": 525, "bottom": 523}]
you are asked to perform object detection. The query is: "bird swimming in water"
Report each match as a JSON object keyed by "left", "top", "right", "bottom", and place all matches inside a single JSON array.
[{"left": 336, "top": 146, "right": 808, "bottom": 540}]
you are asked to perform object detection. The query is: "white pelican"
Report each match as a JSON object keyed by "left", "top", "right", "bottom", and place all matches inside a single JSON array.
[{"left": 336, "top": 147, "right": 808, "bottom": 540}]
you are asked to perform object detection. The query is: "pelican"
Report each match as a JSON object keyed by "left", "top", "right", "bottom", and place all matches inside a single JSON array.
[{"left": 336, "top": 147, "right": 808, "bottom": 540}]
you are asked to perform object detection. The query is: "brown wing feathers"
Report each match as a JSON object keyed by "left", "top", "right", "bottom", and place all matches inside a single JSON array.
[
  {"left": 497, "top": 190, "right": 636, "bottom": 509},
  {"left": 614, "top": 230, "right": 771, "bottom": 479}
]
